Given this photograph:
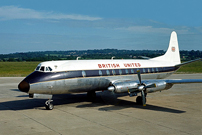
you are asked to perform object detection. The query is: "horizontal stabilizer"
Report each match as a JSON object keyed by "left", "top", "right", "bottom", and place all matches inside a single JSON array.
[
  {"left": 175, "top": 58, "right": 202, "bottom": 67},
  {"left": 140, "top": 56, "right": 150, "bottom": 59}
]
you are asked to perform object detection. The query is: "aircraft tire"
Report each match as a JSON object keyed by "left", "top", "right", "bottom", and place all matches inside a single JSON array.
[
  {"left": 136, "top": 96, "right": 146, "bottom": 105},
  {"left": 136, "top": 96, "right": 142, "bottom": 104},
  {"left": 45, "top": 103, "right": 54, "bottom": 110}
]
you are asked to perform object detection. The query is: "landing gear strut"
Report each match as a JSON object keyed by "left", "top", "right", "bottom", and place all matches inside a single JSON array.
[{"left": 45, "top": 99, "right": 54, "bottom": 110}]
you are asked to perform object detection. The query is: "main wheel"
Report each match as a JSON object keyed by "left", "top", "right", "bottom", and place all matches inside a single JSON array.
[
  {"left": 45, "top": 103, "right": 54, "bottom": 110},
  {"left": 136, "top": 96, "right": 146, "bottom": 105},
  {"left": 136, "top": 96, "right": 142, "bottom": 105}
]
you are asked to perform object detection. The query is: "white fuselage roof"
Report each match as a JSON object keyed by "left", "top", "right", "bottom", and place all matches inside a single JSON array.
[{"left": 38, "top": 59, "right": 175, "bottom": 72}]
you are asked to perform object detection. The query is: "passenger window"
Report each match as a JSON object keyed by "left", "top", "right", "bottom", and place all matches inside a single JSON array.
[
  {"left": 148, "top": 68, "right": 150, "bottom": 73},
  {"left": 82, "top": 70, "right": 86, "bottom": 77},
  {"left": 112, "top": 69, "right": 116, "bottom": 75},
  {"left": 156, "top": 68, "right": 159, "bottom": 72},
  {"left": 119, "top": 69, "right": 122, "bottom": 75},
  {"left": 40, "top": 66, "right": 45, "bottom": 71},
  {"left": 131, "top": 69, "right": 134, "bottom": 74},
  {"left": 125, "top": 69, "right": 129, "bottom": 74},
  {"left": 99, "top": 70, "right": 102, "bottom": 76},
  {"left": 106, "top": 70, "right": 110, "bottom": 76},
  {"left": 152, "top": 68, "right": 155, "bottom": 72},
  {"left": 143, "top": 68, "right": 146, "bottom": 73}
]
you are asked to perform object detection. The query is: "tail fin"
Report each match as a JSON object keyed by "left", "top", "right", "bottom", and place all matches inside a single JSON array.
[{"left": 151, "top": 31, "right": 181, "bottom": 65}]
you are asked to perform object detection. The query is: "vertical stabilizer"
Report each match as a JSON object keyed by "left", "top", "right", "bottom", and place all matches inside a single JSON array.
[{"left": 151, "top": 31, "right": 181, "bottom": 65}]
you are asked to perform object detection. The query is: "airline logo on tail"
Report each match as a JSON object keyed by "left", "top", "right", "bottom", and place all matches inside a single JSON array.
[{"left": 172, "top": 47, "right": 175, "bottom": 52}]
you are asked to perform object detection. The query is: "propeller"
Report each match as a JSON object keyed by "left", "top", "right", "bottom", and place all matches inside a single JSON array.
[
  {"left": 106, "top": 70, "right": 156, "bottom": 106},
  {"left": 137, "top": 70, "right": 142, "bottom": 84},
  {"left": 136, "top": 70, "right": 156, "bottom": 106}
]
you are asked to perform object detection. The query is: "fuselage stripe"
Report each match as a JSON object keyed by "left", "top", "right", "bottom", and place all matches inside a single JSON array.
[{"left": 24, "top": 66, "right": 179, "bottom": 84}]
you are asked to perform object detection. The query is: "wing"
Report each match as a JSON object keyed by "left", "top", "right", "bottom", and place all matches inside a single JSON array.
[
  {"left": 165, "top": 79, "right": 202, "bottom": 84},
  {"left": 108, "top": 79, "right": 202, "bottom": 94}
]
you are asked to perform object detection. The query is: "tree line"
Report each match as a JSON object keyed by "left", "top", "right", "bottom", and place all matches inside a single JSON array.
[{"left": 0, "top": 49, "right": 201, "bottom": 62}]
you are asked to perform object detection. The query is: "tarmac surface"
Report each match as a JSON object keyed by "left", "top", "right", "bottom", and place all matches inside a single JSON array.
[{"left": 0, "top": 74, "right": 202, "bottom": 135}]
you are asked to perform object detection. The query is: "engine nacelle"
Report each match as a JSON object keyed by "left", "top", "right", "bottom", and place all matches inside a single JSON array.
[
  {"left": 108, "top": 80, "right": 174, "bottom": 94},
  {"left": 145, "top": 81, "right": 173, "bottom": 93},
  {"left": 108, "top": 81, "right": 139, "bottom": 93}
]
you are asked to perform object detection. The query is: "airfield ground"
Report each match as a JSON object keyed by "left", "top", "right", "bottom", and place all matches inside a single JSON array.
[{"left": 0, "top": 74, "right": 202, "bottom": 135}]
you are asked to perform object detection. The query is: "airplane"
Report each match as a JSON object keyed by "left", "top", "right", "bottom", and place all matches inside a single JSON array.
[{"left": 18, "top": 31, "right": 202, "bottom": 110}]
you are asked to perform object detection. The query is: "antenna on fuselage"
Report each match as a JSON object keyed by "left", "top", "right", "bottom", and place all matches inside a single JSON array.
[{"left": 76, "top": 57, "right": 81, "bottom": 60}]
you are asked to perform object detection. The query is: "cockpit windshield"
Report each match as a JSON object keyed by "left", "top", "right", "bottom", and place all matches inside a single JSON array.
[
  {"left": 46, "top": 67, "right": 53, "bottom": 71},
  {"left": 35, "top": 66, "right": 53, "bottom": 72},
  {"left": 36, "top": 66, "right": 40, "bottom": 71},
  {"left": 40, "top": 66, "right": 45, "bottom": 71}
]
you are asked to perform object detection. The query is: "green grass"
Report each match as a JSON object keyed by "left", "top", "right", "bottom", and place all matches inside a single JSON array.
[
  {"left": 0, "top": 62, "right": 40, "bottom": 77},
  {"left": 0, "top": 61, "right": 201, "bottom": 77},
  {"left": 176, "top": 61, "right": 202, "bottom": 73}
]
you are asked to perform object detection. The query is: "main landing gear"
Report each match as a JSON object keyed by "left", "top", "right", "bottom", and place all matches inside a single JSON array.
[
  {"left": 136, "top": 93, "right": 147, "bottom": 106},
  {"left": 45, "top": 99, "right": 54, "bottom": 110},
  {"left": 136, "top": 96, "right": 147, "bottom": 105}
]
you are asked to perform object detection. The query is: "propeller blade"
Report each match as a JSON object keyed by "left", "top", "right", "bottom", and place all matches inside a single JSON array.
[
  {"left": 137, "top": 70, "right": 142, "bottom": 84},
  {"left": 141, "top": 90, "right": 146, "bottom": 106}
]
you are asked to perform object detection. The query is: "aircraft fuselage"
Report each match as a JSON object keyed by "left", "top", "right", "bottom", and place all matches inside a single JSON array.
[{"left": 19, "top": 59, "right": 179, "bottom": 94}]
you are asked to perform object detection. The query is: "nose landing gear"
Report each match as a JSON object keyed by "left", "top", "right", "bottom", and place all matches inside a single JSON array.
[{"left": 45, "top": 99, "right": 54, "bottom": 110}]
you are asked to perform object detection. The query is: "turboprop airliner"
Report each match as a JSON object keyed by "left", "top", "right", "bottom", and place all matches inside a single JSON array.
[{"left": 18, "top": 31, "right": 202, "bottom": 110}]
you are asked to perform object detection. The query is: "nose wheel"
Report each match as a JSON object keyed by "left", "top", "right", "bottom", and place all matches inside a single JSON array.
[{"left": 45, "top": 99, "right": 54, "bottom": 110}]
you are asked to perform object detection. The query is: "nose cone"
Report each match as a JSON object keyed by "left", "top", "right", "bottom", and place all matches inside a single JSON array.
[{"left": 18, "top": 81, "right": 30, "bottom": 93}]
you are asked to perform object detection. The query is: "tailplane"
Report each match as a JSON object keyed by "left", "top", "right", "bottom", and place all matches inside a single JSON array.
[{"left": 151, "top": 31, "right": 181, "bottom": 65}]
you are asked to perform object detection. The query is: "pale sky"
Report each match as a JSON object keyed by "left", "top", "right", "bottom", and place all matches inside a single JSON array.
[{"left": 0, "top": 0, "right": 202, "bottom": 54}]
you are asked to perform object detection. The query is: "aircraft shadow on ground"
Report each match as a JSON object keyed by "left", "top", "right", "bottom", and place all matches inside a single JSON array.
[
  {"left": 0, "top": 91, "right": 185, "bottom": 113},
  {"left": 96, "top": 100, "right": 186, "bottom": 114},
  {"left": 10, "top": 89, "right": 21, "bottom": 92},
  {"left": 10, "top": 89, "right": 29, "bottom": 97},
  {"left": 77, "top": 93, "right": 186, "bottom": 114}
]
